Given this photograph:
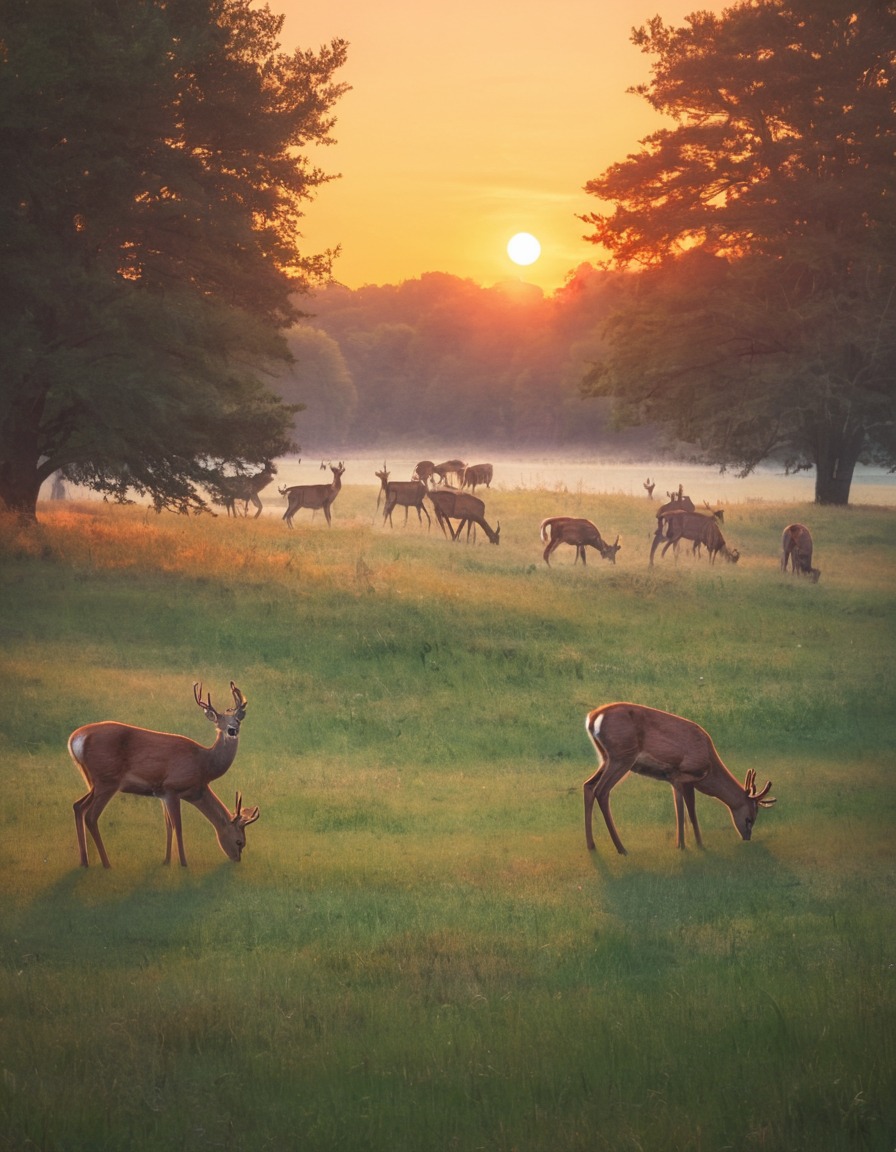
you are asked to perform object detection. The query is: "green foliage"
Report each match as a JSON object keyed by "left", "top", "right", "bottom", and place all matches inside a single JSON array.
[
  {"left": 285, "top": 269, "right": 656, "bottom": 452},
  {"left": 0, "top": 0, "right": 349, "bottom": 518},
  {"left": 0, "top": 488, "right": 894, "bottom": 1150},
  {"left": 581, "top": 0, "right": 896, "bottom": 505}
]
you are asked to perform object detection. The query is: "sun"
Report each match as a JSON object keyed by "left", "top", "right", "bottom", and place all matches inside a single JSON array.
[{"left": 507, "top": 232, "right": 541, "bottom": 266}]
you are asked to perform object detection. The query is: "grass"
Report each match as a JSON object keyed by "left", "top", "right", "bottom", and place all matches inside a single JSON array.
[{"left": 0, "top": 484, "right": 894, "bottom": 1151}]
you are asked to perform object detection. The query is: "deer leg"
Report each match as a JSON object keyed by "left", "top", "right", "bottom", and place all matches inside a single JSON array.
[
  {"left": 72, "top": 790, "right": 94, "bottom": 867},
  {"left": 584, "top": 760, "right": 631, "bottom": 854},
  {"left": 648, "top": 531, "right": 665, "bottom": 566},
  {"left": 162, "top": 796, "right": 188, "bottom": 866},
  {"left": 680, "top": 783, "right": 702, "bottom": 848},
  {"left": 80, "top": 789, "right": 116, "bottom": 869},
  {"left": 250, "top": 494, "right": 263, "bottom": 519},
  {"left": 543, "top": 537, "right": 560, "bottom": 565},
  {"left": 672, "top": 785, "right": 686, "bottom": 848}
]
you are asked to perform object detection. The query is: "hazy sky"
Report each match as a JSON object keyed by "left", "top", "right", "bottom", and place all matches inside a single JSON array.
[{"left": 279, "top": 1, "right": 717, "bottom": 293}]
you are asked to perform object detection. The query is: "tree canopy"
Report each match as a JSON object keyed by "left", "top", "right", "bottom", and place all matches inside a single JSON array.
[
  {"left": 0, "top": 0, "right": 348, "bottom": 519},
  {"left": 581, "top": 0, "right": 896, "bottom": 504}
]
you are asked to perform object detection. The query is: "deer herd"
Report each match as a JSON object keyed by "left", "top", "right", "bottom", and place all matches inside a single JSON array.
[
  {"left": 68, "top": 464, "right": 823, "bottom": 866},
  {"left": 206, "top": 461, "right": 820, "bottom": 587}
]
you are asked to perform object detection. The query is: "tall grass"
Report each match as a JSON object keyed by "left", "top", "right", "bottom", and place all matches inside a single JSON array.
[{"left": 0, "top": 487, "right": 894, "bottom": 1151}]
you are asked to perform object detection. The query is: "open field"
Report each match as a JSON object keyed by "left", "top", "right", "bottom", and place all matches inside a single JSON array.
[{"left": 1, "top": 485, "right": 894, "bottom": 1151}]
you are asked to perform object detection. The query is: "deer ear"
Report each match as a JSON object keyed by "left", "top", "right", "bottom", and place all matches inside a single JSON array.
[{"left": 239, "top": 805, "right": 260, "bottom": 826}]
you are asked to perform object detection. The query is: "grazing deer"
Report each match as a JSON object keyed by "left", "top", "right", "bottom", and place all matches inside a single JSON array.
[
  {"left": 433, "top": 458, "right": 467, "bottom": 486},
  {"left": 382, "top": 479, "right": 431, "bottom": 528},
  {"left": 643, "top": 477, "right": 655, "bottom": 500},
  {"left": 163, "top": 789, "right": 260, "bottom": 865},
  {"left": 584, "top": 703, "right": 776, "bottom": 854},
  {"left": 412, "top": 460, "right": 435, "bottom": 486},
  {"left": 461, "top": 463, "right": 493, "bottom": 492},
  {"left": 427, "top": 488, "right": 500, "bottom": 544},
  {"left": 650, "top": 511, "right": 739, "bottom": 566},
  {"left": 280, "top": 461, "right": 345, "bottom": 528},
  {"left": 69, "top": 682, "right": 257, "bottom": 867},
  {"left": 540, "top": 517, "right": 620, "bottom": 566},
  {"left": 781, "top": 523, "right": 820, "bottom": 582},
  {"left": 220, "top": 461, "right": 277, "bottom": 518}
]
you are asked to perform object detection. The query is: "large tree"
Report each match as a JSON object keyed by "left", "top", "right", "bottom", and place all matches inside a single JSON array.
[
  {"left": 0, "top": 0, "right": 348, "bottom": 519},
  {"left": 581, "top": 0, "right": 896, "bottom": 504}
]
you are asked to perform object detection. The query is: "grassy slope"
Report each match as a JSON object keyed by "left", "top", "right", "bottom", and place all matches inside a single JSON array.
[{"left": 0, "top": 487, "right": 894, "bottom": 1151}]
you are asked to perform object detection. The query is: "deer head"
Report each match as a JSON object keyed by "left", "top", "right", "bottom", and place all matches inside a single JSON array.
[
  {"left": 193, "top": 681, "right": 248, "bottom": 737},
  {"left": 600, "top": 535, "right": 622, "bottom": 564},
  {"left": 730, "top": 769, "right": 776, "bottom": 840},
  {"left": 216, "top": 791, "right": 261, "bottom": 861}
]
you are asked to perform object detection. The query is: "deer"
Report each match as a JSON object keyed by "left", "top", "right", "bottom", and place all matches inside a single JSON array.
[
  {"left": 69, "top": 682, "right": 259, "bottom": 867},
  {"left": 219, "top": 461, "right": 277, "bottom": 518},
  {"left": 162, "top": 789, "right": 260, "bottom": 866},
  {"left": 374, "top": 463, "right": 390, "bottom": 511},
  {"left": 412, "top": 460, "right": 435, "bottom": 486},
  {"left": 280, "top": 461, "right": 345, "bottom": 528},
  {"left": 650, "top": 511, "right": 739, "bottom": 566},
  {"left": 583, "top": 702, "right": 776, "bottom": 854},
  {"left": 540, "top": 517, "right": 621, "bottom": 566},
  {"left": 461, "top": 463, "right": 493, "bottom": 492},
  {"left": 432, "top": 458, "right": 467, "bottom": 486},
  {"left": 643, "top": 477, "right": 655, "bottom": 500},
  {"left": 781, "top": 523, "right": 820, "bottom": 582},
  {"left": 427, "top": 488, "right": 500, "bottom": 544},
  {"left": 382, "top": 479, "right": 431, "bottom": 528}
]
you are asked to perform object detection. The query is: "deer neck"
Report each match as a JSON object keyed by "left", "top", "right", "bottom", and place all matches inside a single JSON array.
[
  {"left": 696, "top": 756, "right": 745, "bottom": 809},
  {"left": 190, "top": 786, "right": 231, "bottom": 830},
  {"left": 203, "top": 730, "right": 239, "bottom": 783}
]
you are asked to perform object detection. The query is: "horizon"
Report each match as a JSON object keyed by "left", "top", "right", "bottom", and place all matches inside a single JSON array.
[{"left": 277, "top": 0, "right": 723, "bottom": 294}]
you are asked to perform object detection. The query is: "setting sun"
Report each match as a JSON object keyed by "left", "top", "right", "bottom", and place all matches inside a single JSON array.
[{"left": 507, "top": 232, "right": 541, "bottom": 266}]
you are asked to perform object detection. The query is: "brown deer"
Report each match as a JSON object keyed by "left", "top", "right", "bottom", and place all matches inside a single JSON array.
[
  {"left": 427, "top": 488, "right": 500, "bottom": 544},
  {"left": 540, "top": 517, "right": 620, "bottom": 566},
  {"left": 374, "top": 463, "right": 390, "bottom": 511},
  {"left": 781, "top": 523, "right": 820, "bottom": 582},
  {"left": 69, "top": 682, "right": 258, "bottom": 867},
  {"left": 220, "top": 461, "right": 277, "bottom": 518},
  {"left": 163, "top": 789, "right": 260, "bottom": 865},
  {"left": 433, "top": 458, "right": 467, "bottom": 486},
  {"left": 382, "top": 479, "right": 431, "bottom": 528},
  {"left": 643, "top": 477, "right": 655, "bottom": 499},
  {"left": 280, "top": 461, "right": 345, "bottom": 528},
  {"left": 412, "top": 460, "right": 435, "bottom": 485},
  {"left": 584, "top": 703, "right": 776, "bottom": 854},
  {"left": 461, "top": 463, "right": 493, "bottom": 492},
  {"left": 650, "top": 511, "right": 739, "bottom": 566}
]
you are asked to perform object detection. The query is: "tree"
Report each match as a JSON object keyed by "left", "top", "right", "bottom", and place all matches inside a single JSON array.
[
  {"left": 581, "top": 0, "right": 896, "bottom": 504},
  {"left": 276, "top": 325, "right": 357, "bottom": 446},
  {"left": 0, "top": 0, "right": 348, "bottom": 519}
]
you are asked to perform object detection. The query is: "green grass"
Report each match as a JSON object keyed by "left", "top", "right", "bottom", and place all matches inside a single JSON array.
[{"left": 0, "top": 487, "right": 894, "bottom": 1151}]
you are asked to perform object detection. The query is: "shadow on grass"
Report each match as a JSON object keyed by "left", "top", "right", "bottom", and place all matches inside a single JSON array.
[{"left": 5, "top": 862, "right": 250, "bottom": 970}]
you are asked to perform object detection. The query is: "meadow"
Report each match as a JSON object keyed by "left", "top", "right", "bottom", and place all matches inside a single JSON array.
[{"left": 1, "top": 481, "right": 894, "bottom": 1152}]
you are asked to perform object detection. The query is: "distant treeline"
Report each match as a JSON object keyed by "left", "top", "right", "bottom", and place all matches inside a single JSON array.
[{"left": 275, "top": 265, "right": 660, "bottom": 454}]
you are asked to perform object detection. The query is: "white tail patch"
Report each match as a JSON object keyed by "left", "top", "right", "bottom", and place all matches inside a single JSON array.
[
  {"left": 587, "top": 711, "right": 604, "bottom": 740},
  {"left": 68, "top": 732, "right": 87, "bottom": 763}
]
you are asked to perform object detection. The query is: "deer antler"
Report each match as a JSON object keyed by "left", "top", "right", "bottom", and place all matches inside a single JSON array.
[
  {"left": 193, "top": 682, "right": 218, "bottom": 719},
  {"left": 230, "top": 681, "right": 248, "bottom": 719}
]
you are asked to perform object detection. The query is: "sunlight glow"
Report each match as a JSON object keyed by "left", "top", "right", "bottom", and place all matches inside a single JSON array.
[{"left": 507, "top": 232, "right": 541, "bottom": 266}]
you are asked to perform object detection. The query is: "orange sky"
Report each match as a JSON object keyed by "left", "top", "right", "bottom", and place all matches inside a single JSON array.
[{"left": 279, "top": 1, "right": 719, "bottom": 294}]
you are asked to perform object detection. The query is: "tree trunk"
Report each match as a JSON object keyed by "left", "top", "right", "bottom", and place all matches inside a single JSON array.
[
  {"left": 0, "top": 467, "right": 42, "bottom": 523},
  {"left": 0, "top": 423, "right": 47, "bottom": 523},
  {"left": 813, "top": 424, "right": 865, "bottom": 506}
]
